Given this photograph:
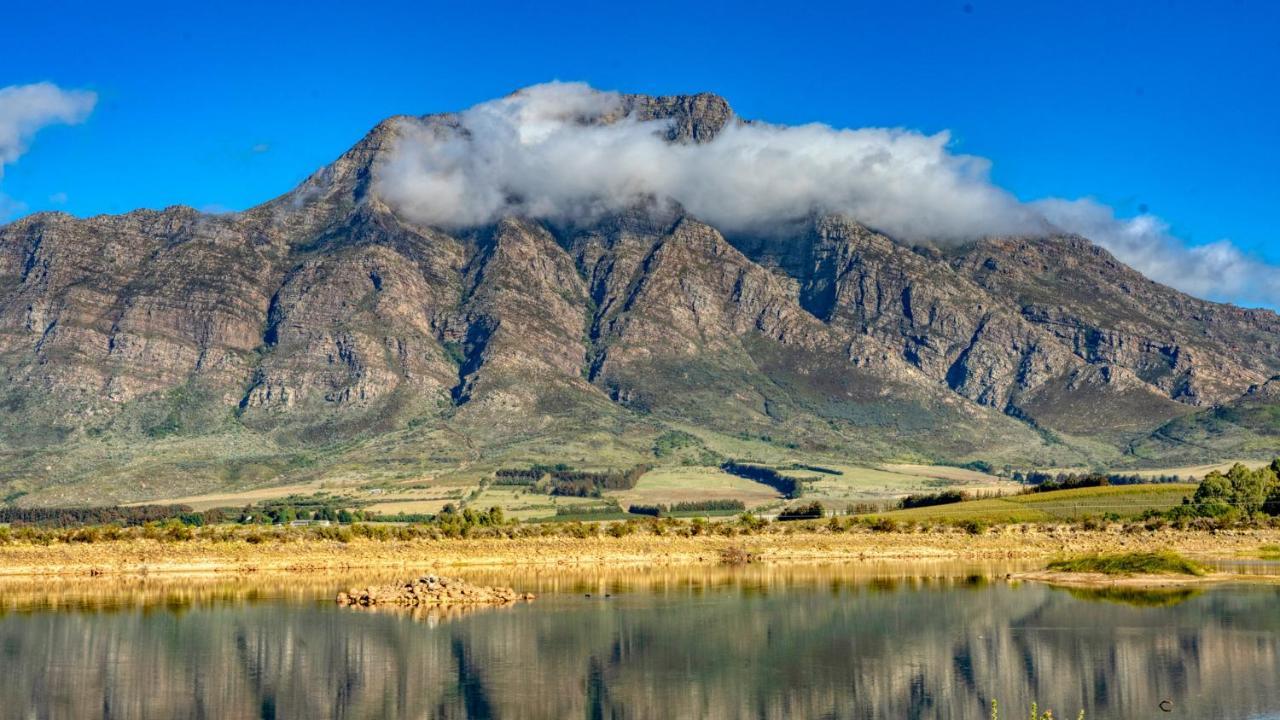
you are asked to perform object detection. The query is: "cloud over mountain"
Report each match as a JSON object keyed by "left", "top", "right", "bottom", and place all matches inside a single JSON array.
[
  {"left": 0, "top": 82, "right": 97, "bottom": 177},
  {"left": 376, "top": 82, "right": 1279, "bottom": 307},
  {"left": 0, "top": 82, "right": 97, "bottom": 218}
]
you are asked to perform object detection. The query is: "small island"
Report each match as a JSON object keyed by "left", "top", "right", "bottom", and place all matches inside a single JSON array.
[
  {"left": 337, "top": 575, "right": 536, "bottom": 607},
  {"left": 1011, "top": 551, "right": 1232, "bottom": 588}
]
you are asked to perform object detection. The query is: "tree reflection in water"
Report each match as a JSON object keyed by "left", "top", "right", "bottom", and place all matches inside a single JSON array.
[{"left": 0, "top": 565, "right": 1276, "bottom": 719}]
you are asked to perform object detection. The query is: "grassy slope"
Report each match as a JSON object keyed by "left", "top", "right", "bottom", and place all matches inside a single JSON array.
[
  {"left": 872, "top": 484, "right": 1198, "bottom": 523},
  {"left": 1127, "top": 389, "right": 1280, "bottom": 466}
]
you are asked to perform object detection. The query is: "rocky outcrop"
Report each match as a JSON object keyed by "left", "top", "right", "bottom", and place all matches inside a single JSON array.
[{"left": 336, "top": 575, "right": 535, "bottom": 607}]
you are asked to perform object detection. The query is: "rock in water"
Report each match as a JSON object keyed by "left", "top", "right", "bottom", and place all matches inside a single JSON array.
[{"left": 336, "top": 575, "right": 535, "bottom": 607}]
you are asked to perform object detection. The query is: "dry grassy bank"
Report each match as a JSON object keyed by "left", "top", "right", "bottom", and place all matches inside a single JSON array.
[{"left": 2, "top": 525, "right": 1279, "bottom": 578}]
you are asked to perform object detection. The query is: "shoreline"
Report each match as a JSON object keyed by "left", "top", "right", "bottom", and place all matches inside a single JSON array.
[
  {"left": 2, "top": 526, "right": 1278, "bottom": 578},
  {"left": 1007, "top": 569, "right": 1280, "bottom": 588}
]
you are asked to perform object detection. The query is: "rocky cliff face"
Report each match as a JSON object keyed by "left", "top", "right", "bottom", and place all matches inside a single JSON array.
[{"left": 2, "top": 91, "right": 1277, "bottom": 502}]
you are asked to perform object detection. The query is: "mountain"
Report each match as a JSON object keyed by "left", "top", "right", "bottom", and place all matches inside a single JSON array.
[{"left": 2, "top": 90, "right": 1278, "bottom": 505}]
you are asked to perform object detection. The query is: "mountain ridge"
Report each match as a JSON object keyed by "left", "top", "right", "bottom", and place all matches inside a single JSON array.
[{"left": 2, "top": 89, "right": 1278, "bottom": 505}]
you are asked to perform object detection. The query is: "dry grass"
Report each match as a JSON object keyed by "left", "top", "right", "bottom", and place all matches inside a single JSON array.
[
  {"left": 364, "top": 498, "right": 457, "bottom": 515},
  {"left": 879, "top": 463, "right": 1002, "bottom": 484},
  {"left": 134, "top": 481, "right": 340, "bottom": 511},
  {"left": 787, "top": 463, "right": 1021, "bottom": 506},
  {"left": 1125, "top": 460, "right": 1270, "bottom": 481},
  {"left": 2, "top": 525, "right": 1279, "bottom": 578}
]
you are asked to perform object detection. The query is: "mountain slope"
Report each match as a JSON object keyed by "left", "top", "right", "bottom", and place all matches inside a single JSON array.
[{"left": 1, "top": 89, "right": 1278, "bottom": 505}]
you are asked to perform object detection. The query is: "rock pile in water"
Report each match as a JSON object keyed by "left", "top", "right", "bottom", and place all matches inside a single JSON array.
[{"left": 336, "top": 575, "right": 535, "bottom": 607}]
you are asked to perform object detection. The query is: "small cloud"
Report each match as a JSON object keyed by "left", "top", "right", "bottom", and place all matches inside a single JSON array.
[
  {"left": 1036, "top": 198, "right": 1280, "bottom": 308},
  {"left": 0, "top": 82, "right": 97, "bottom": 179},
  {"left": 47, "top": 191, "right": 68, "bottom": 204},
  {"left": 252, "top": 143, "right": 270, "bottom": 154},
  {"left": 0, "top": 194, "right": 26, "bottom": 221},
  {"left": 0, "top": 82, "right": 96, "bottom": 221}
]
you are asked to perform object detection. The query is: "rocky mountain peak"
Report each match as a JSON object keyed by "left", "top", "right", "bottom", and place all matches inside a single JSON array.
[{"left": 2, "top": 89, "right": 1278, "bottom": 504}]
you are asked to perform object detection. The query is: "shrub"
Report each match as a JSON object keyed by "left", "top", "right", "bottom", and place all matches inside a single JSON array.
[
  {"left": 606, "top": 522, "right": 635, "bottom": 538},
  {"left": 868, "top": 517, "right": 899, "bottom": 533},
  {"left": 737, "top": 513, "right": 768, "bottom": 532},
  {"left": 719, "top": 544, "right": 755, "bottom": 565}
]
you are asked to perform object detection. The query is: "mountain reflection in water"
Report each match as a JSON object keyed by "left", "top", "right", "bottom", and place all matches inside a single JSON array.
[{"left": 0, "top": 564, "right": 1277, "bottom": 719}]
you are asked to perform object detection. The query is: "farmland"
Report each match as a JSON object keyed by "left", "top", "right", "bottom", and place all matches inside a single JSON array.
[{"left": 871, "top": 483, "right": 1198, "bottom": 523}]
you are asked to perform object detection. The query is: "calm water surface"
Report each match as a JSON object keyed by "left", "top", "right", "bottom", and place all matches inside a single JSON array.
[{"left": 1, "top": 563, "right": 1278, "bottom": 719}]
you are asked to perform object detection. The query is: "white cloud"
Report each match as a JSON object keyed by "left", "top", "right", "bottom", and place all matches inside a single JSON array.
[
  {"left": 0, "top": 82, "right": 96, "bottom": 219},
  {"left": 1036, "top": 198, "right": 1280, "bottom": 307},
  {"left": 376, "top": 82, "right": 1278, "bottom": 308},
  {"left": 376, "top": 81, "right": 1045, "bottom": 241},
  {"left": 0, "top": 82, "right": 97, "bottom": 178}
]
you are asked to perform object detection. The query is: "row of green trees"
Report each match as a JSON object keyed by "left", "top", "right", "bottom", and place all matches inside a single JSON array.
[
  {"left": 898, "top": 490, "right": 966, "bottom": 509},
  {"left": 0, "top": 504, "right": 220, "bottom": 528},
  {"left": 627, "top": 499, "right": 746, "bottom": 517},
  {"left": 1014, "top": 471, "right": 1183, "bottom": 490},
  {"left": 721, "top": 461, "right": 805, "bottom": 498},
  {"left": 548, "top": 465, "right": 651, "bottom": 497}
]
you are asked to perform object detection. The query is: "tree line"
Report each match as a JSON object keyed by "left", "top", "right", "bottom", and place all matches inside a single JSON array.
[
  {"left": 1013, "top": 471, "right": 1182, "bottom": 489},
  {"left": 0, "top": 505, "right": 216, "bottom": 528},
  {"left": 548, "top": 465, "right": 652, "bottom": 497},
  {"left": 627, "top": 499, "right": 746, "bottom": 517},
  {"left": 721, "top": 461, "right": 805, "bottom": 498},
  {"left": 491, "top": 464, "right": 652, "bottom": 496}
]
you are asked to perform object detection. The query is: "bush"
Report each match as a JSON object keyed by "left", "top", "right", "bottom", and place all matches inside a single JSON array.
[
  {"left": 719, "top": 544, "right": 754, "bottom": 565},
  {"left": 606, "top": 522, "right": 635, "bottom": 538},
  {"left": 868, "top": 517, "right": 899, "bottom": 533}
]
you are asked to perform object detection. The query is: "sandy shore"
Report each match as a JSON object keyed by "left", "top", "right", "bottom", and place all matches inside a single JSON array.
[
  {"left": 1, "top": 525, "right": 1277, "bottom": 577},
  {"left": 1008, "top": 569, "right": 1280, "bottom": 588}
]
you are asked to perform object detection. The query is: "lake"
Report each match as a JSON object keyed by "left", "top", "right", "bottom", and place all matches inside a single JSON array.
[{"left": 1, "top": 563, "right": 1278, "bottom": 719}]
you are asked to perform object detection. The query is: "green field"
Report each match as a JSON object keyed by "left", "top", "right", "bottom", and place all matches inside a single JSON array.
[
  {"left": 870, "top": 483, "right": 1198, "bottom": 523},
  {"left": 608, "top": 466, "right": 784, "bottom": 510},
  {"left": 778, "top": 463, "right": 1016, "bottom": 507}
]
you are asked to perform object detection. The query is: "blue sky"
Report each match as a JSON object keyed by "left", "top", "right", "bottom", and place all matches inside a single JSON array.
[{"left": 1, "top": 0, "right": 1277, "bottom": 301}]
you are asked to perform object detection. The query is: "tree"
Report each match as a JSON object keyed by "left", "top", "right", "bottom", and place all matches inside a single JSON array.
[
  {"left": 1228, "top": 464, "right": 1270, "bottom": 515},
  {"left": 486, "top": 506, "right": 505, "bottom": 526},
  {"left": 1195, "top": 462, "right": 1280, "bottom": 516}
]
